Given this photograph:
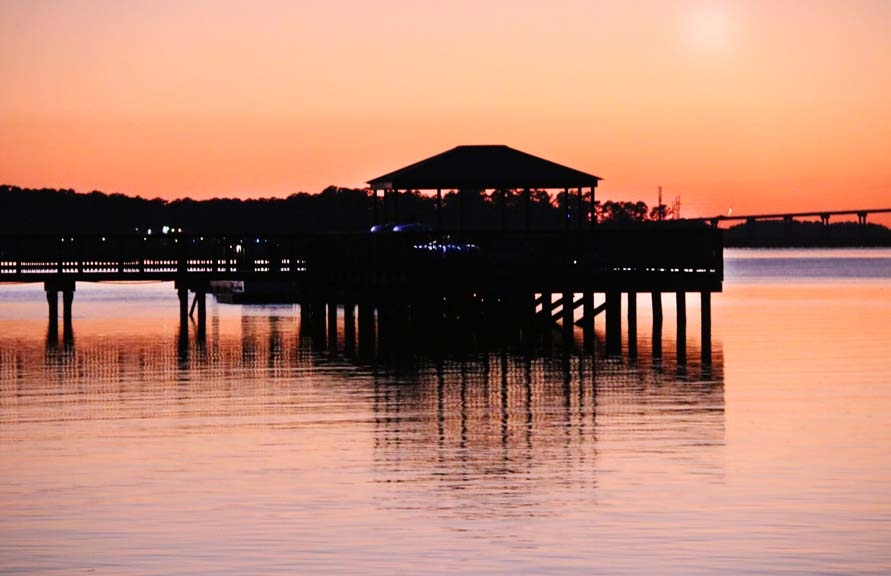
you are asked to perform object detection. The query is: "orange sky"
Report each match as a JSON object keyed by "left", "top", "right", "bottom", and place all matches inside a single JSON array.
[{"left": 1, "top": 0, "right": 889, "bottom": 222}]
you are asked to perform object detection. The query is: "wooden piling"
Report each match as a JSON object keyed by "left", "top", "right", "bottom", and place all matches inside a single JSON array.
[
  {"left": 196, "top": 289, "right": 206, "bottom": 341},
  {"left": 582, "top": 291, "right": 595, "bottom": 344},
  {"left": 177, "top": 287, "right": 189, "bottom": 328},
  {"left": 627, "top": 291, "right": 637, "bottom": 360},
  {"left": 358, "top": 302, "right": 375, "bottom": 358},
  {"left": 328, "top": 302, "right": 338, "bottom": 353},
  {"left": 562, "top": 290, "right": 574, "bottom": 334},
  {"left": 46, "top": 288, "right": 59, "bottom": 336},
  {"left": 344, "top": 302, "right": 356, "bottom": 354},
  {"left": 606, "top": 291, "right": 621, "bottom": 356},
  {"left": 701, "top": 291, "right": 712, "bottom": 366},
  {"left": 652, "top": 292, "right": 663, "bottom": 359},
  {"left": 676, "top": 291, "right": 687, "bottom": 365},
  {"left": 62, "top": 288, "right": 74, "bottom": 342}
]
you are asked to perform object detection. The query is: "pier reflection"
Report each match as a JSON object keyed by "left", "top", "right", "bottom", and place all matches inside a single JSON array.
[
  {"left": 2, "top": 308, "right": 723, "bottom": 521},
  {"left": 3, "top": 306, "right": 722, "bottom": 405},
  {"left": 369, "top": 349, "right": 724, "bottom": 519}
]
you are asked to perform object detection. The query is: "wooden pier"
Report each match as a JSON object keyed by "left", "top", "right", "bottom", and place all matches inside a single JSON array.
[
  {"left": 1, "top": 223, "right": 723, "bottom": 363},
  {"left": 0, "top": 145, "right": 724, "bottom": 363}
]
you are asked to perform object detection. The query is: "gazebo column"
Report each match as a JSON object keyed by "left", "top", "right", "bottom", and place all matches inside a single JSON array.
[
  {"left": 372, "top": 189, "right": 379, "bottom": 226},
  {"left": 524, "top": 187, "right": 531, "bottom": 231},
  {"left": 576, "top": 187, "right": 583, "bottom": 230},
  {"left": 563, "top": 187, "right": 570, "bottom": 231},
  {"left": 590, "top": 182, "right": 598, "bottom": 228},
  {"left": 392, "top": 188, "right": 399, "bottom": 224},
  {"left": 436, "top": 188, "right": 442, "bottom": 232},
  {"left": 459, "top": 188, "right": 465, "bottom": 236}
]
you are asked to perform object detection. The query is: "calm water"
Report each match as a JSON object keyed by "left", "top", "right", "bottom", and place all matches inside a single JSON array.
[{"left": 2, "top": 248, "right": 891, "bottom": 575}]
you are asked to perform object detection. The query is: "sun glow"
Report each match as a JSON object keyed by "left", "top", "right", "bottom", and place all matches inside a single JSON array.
[
  {"left": 680, "top": 1, "right": 737, "bottom": 56},
  {"left": 0, "top": 1, "right": 889, "bottom": 221}
]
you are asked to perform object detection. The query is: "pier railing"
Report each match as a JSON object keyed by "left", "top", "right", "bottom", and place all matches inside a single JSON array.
[{"left": 0, "top": 223, "right": 722, "bottom": 294}]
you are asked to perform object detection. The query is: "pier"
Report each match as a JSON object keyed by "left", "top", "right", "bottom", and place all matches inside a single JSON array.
[
  {"left": 0, "top": 225, "right": 722, "bottom": 360},
  {"left": 0, "top": 145, "right": 724, "bottom": 364}
]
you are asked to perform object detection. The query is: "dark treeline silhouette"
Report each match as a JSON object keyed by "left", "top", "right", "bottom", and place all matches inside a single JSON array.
[
  {"left": 5, "top": 184, "right": 890, "bottom": 246},
  {"left": 0, "top": 185, "right": 369, "bottom": 234},
  {"left": 0, "top": 184, "right": 675, "bottom": 235},
  {"left": 724, "top": 219, "right": 891, "bottom": 247}
]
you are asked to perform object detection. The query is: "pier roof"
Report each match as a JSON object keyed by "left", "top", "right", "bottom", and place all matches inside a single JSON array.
[{"left": 367, "top": 145, "right": 602, "bottom": 191}]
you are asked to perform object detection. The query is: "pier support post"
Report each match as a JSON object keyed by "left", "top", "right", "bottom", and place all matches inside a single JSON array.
[
  {"left": 676, "top": 291, "right": 687, "bottom": 365},
  {"left": 328, "top": 302, "right": 338, "bottom": 353},
  {"left": 314, "top": 300, "right": 327, "bottom": 348},
  {"left": 45, "top": 280, "right": 75, "bottom": 342},
  {"left": 606, "top": 291, "right": 621, "bottom": 357},
  {"left": 177, "top": 287, "right": 189, "bottom": 328},
  {"left": 344, "top": 302, "right": 356, "bottom": 355},
  {"left": 627, "top": 291, "right": 637, "bottom": 361},
  {"left": 62, "top": 288, "right": 74, "bottom": 342},
  {"left": 701, "top": 291, "right": 712, "bottom": 366},
  {"left": 195, "top": 289, "right": 206, "bottom": 341},
  {"left": 46, "top": 288, "right": 59, "bottom": 327},
  {"left": 582, "top": 292, "right": 595, "bottom": 345},
  {"left": 358, "top": 302, "right": 375, "bottom": 359},
  {"left": 652, "top": 292, "right": 663, "bottom": 360},
  {"left": 46, "top": 288, "right": 59, "bottom": 340},
  {"left": 561, "top": 290, "right": 574, "bottom": 334},
  {"left": 376, "top": 301, "right": 390, "bottom": 358}
]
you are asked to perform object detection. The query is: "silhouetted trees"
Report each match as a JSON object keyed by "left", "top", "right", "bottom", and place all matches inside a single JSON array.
[
  {"left": 724, "top": 219, "right": 891, "bottom": 247},
  {"left": 0, "top": 184, "right": 373, "bottom": 235},
  {"left": 6, "top": 184, "right": 885, "bottom": 244},
  {"left": 596, "top": 200, "right": 650, "bottom": 224},
  {"left": 4, "top": 184, "right": 661, "bottom": 234}
]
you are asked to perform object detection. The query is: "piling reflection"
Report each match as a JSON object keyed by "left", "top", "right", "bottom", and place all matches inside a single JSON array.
[
  {"left": 369, "top": 350, "right": 723, "bottom": 518},
  {"left": 3, "top": 307, "right": 723, "bottom": 522},
  {"left": 313, "top": 303, "right": 726, "bottom": 518}
]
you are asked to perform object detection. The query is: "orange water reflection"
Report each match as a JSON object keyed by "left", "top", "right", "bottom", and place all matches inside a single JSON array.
[{"left": 2, "top": 265, "right": 891, "bottom": 573}]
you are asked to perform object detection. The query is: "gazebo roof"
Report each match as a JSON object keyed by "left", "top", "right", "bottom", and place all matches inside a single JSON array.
[{"left": 367, "top": 145, "right": 602, "bottom": 191}]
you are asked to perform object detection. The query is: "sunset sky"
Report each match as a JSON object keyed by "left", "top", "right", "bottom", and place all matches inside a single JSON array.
[{"left": 1, "top": 0, "right": 889, "bottom": 221}]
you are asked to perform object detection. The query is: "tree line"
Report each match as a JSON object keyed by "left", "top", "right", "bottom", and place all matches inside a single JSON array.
[
  {"left": 724, "top": 219, "right": 891, "bottom": 247},
  {"left": 0, "top": 185, "right": 675, "bottom": 235}
]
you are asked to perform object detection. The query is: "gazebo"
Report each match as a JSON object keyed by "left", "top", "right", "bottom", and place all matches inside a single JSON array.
[{"left": 366, "top": 145, "right": 602, "bottom": 231}]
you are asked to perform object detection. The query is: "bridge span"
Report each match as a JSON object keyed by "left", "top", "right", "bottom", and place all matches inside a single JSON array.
[{"left": 689, "top": 207, "right": 891, "bottom": 227}]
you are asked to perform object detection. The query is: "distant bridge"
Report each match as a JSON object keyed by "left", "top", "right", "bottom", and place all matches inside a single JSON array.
[{"left": 687, "top": 207, "right": 891, "bottom": 227}]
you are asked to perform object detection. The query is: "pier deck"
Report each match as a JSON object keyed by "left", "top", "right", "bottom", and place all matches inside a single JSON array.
[
  {"left": 1, "top": 224, "right": 722, "bottom": 362},
  {"left": 1, "top": 224, "right": 721, "bottom": 293}
]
